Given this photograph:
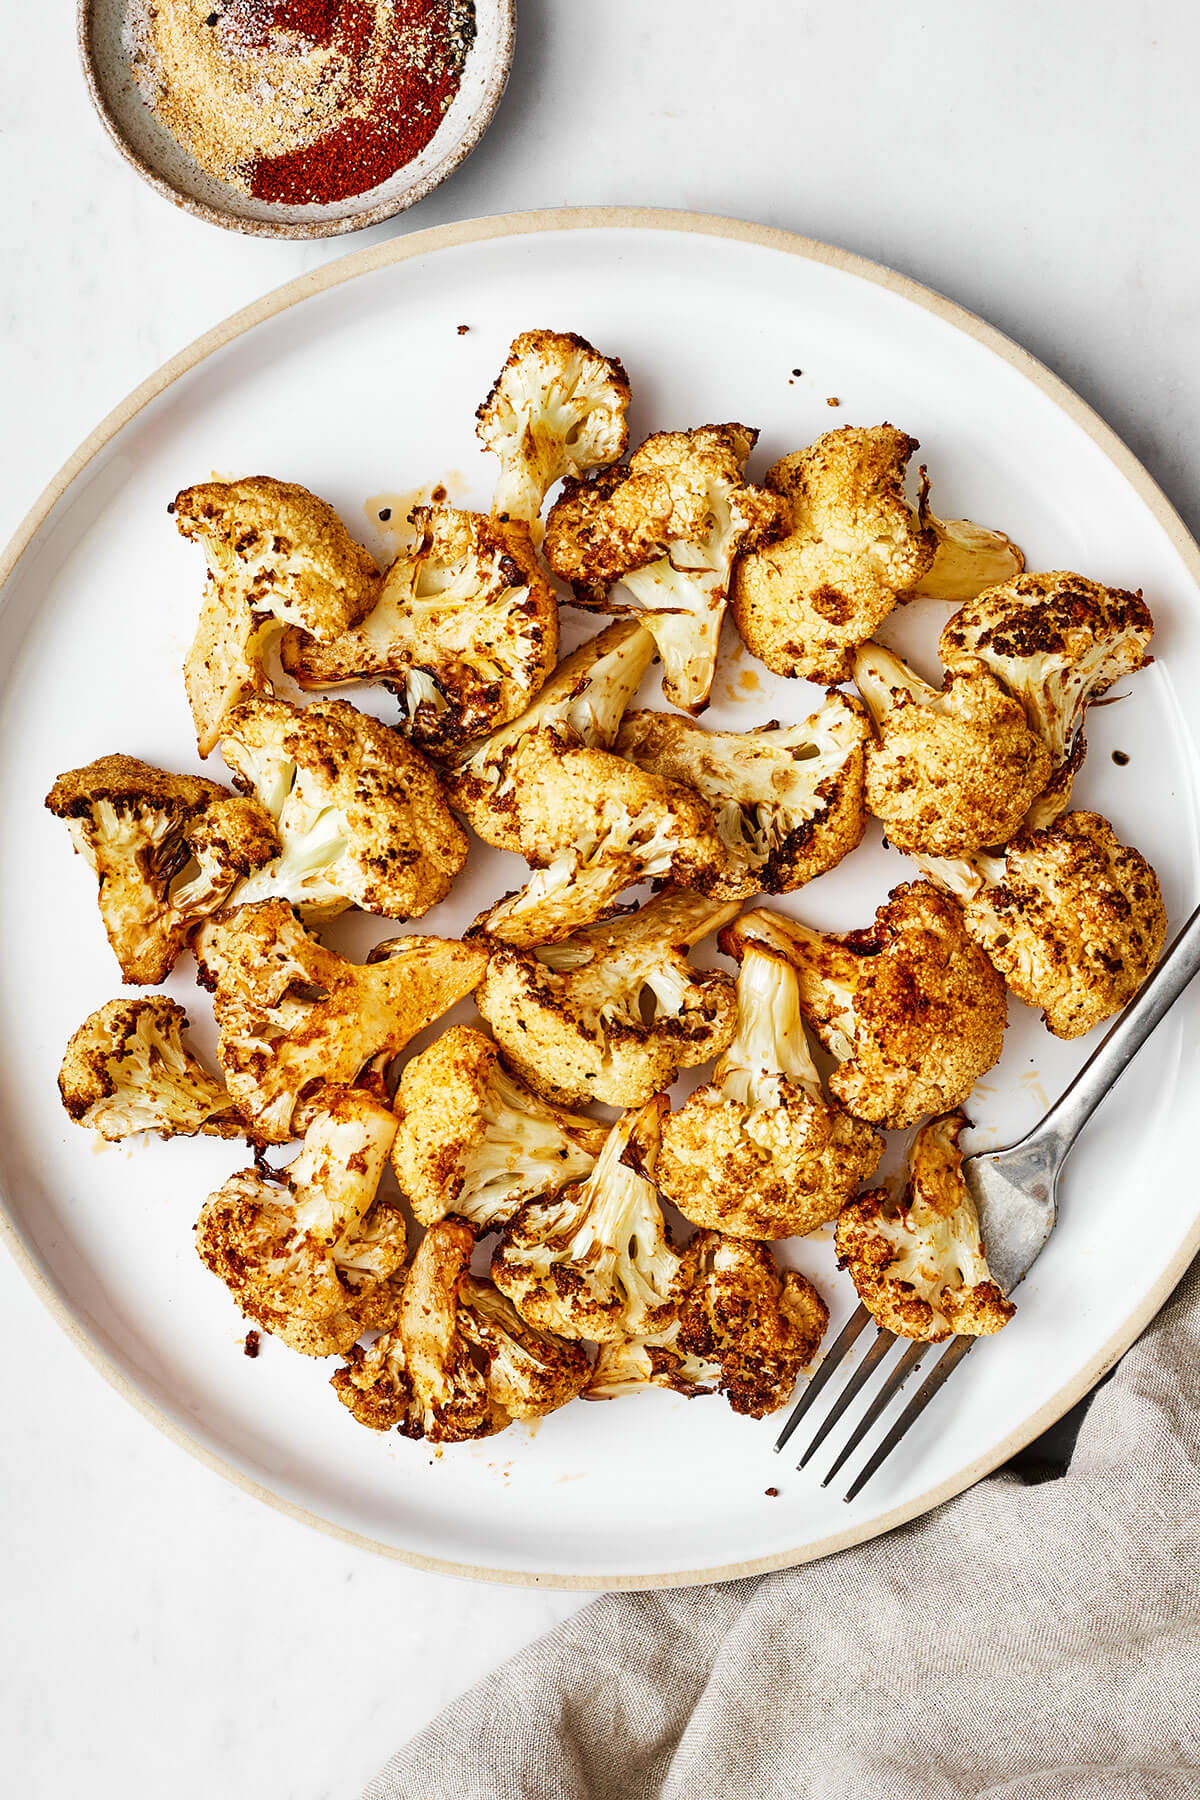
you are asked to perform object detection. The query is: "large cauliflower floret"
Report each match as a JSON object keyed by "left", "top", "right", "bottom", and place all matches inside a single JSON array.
[
  {"left": 476, "top": 890, "right": 741, "bottom": 1110},
  {"left": 195, "top": 900, "right": 487, "bottom": 1142},
  {"left": 836, "top": 1111, "right": 1015, "bottom": 1341},
  {"left": 476, "top": 329, "right": 632, "bottom": 523},
  {"left": 729, "top": 887, "right": 1007, "bottom": 1128},
  {"left": 280, "top": 507, "right": 559, "bottom": 750},
  {"left": 730, "top": 426, "right": 1023, "bottom": 684},
  {"left": 854, "top": 642, "right": 1053, "bottom": 856},
  {"left": 587, "top": 1233, "right": 829, "bottom": 1418},
  {"left": 218, "top": 697, "right": 467, "bottom": 923},
  {"left": 617, "top": 692, "right": 869, "bottom": 898},
  {"left": 544, "top": 423, "right": 788, "bottom": 713},
  {"left": 195, "top": 1088, "right": 406, "bottom": 1356},
  {"left": 939, "top": 572, "right": 1154, "bottom": 828},
  {"left": 657, "top": 940, "right": 883, "bottom": 1240},
  {"left": 174, "top": 477, "right": 380, "bottom": 756},
  {"left": 392, "top": 1025, "right": 609, "bottom": 1229},
  {"left": 492, "top": 1098, "right": 689, "bottom": 1343},
  {"left": 45, "top": 755, "right": 278, "bottom": 984},
  {"left": 58, "top": 997, "right": 246, "bottom": 1142}
]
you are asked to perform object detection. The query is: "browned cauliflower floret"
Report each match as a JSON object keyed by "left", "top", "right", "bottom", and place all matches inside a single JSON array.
[
  {"left": 939, "top": 572, "right": 1154, "bottom": 829},
  {"left": 587, "top": 1233, "right": 828, "bottom": 1418},
  {"left": 218, "top": 696, "right": 467, "bottom": 923},
  {"left": 854, "top": 642, "right": 1052, "bottom": 856},
  {"left": 836, "top": 1111, "right": 1015, "bottom": 1341},
  {"left": 280, "top": 507, "right": 559, "bottom": 750},
  {"left": 194, "top": 900, "right": 487, "bottom": 1142},
  {"left": 58, "top": 997, "right": 247, "bottom": 1142},
  {"left": 476, "top": 329, "right": 632, "bottom": 523},
  {"left": 174, "top": 477, "right": 380, "bottom": 756},
  {"left": 544, "top": 424, "right": 789, "bottom": 713},
  {"left": 617, "top": 691, "right": 868, "bottom": 898},
  {"left": 730, "top": 426, "right": 1023, "bottom": 683},
  {"left": 196, "top": 1088, "right": 406, "bottom": 1355},
  {"left": 656, "top": 940, "right": 883, "bottom": 1239},
  {"left": 476, "top": 890, "right": 740, "bottom": 1110},
  {"left": 392, "top": 1025, "right": 608, "bottom": 1229},
  {"left": 45, "top": 755, "right": 277, "bottom": 984},
  {"left": 729, "top": 887, "right": 1007, "bottom": 1128}
]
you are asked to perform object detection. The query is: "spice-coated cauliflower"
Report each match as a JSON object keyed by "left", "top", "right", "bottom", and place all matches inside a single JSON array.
[
  {"left": 836, "top": 1111, "right": 1015, "bottom": 1341},
  {"left": 617, "top": 691, "right": 869, "bottom": 898},
  {"left": 476, "top": 329, "right": 632, "bottom": 523},
  {"left": 476, "top": 890, "right": 741, "bottom": 1110},
  {"left": 281, "top": 506, "right": 559, "bottom": 750},
  {"left": 730, "top": 426, "right": 1023, "bottom": 683},
  {"left": 218, "top": 696, "right": 467, "bottom": 923},
  {"left": 58, "top": 997, "right": 246, "bottom": 1142},
  {"left": 194, "top": 899, "right": 486, "bottom": 1142},
  {"left": 174, "top": 476, "right": 380, "bottom": 756},
  {"left": 853, "top": 642, "right": 1052, "bottom": 856},
  {"left": 45, "top": 755, "right": 277, "bottom": 984},
  {"left": 544, "top": 423, "right": 788, "bottom": 713},
  {"left": 392, "top": 1025, "right": 609, "bottom": 1229},
  {"left": 656, "top": 939, "right": 883, "bottom": 1240},
  {"left": 729, "top": 887, "right": 1007, "bottom": 1128}
]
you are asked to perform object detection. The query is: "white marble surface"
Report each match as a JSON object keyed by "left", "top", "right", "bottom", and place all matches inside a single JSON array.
[{"left": 2, "top": 4, "right": 1199, "bottom": 1796}]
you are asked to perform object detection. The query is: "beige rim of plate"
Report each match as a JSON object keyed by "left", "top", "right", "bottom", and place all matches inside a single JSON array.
[{"left": 4, "top": 208, "right": 1199, "bottom": 1590}]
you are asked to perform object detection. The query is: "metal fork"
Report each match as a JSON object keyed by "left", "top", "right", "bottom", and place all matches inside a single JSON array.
[{"left": 777, "top": 899, "right": 1200, "bottom": 1503}]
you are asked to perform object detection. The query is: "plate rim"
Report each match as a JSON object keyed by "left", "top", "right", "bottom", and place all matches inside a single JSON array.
[{"left": 4, "top": 205, "right": 1199, "bottom": 1590}]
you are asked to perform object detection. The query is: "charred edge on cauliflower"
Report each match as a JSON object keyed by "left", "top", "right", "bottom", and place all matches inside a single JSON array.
[{"left": 58, "top": 996, "right": 248, "bottom": 1142}]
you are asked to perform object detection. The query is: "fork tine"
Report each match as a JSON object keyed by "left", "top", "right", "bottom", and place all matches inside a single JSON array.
[
  {"left": 819, "top": 1339, "right": 933, "bottom": 1488},
  {"left": 796, "top": 1327, "right": 896, "bottom": 1469},
  {"left": 841, "top": 1335, "right": 978, "bottom": 1504},
  {"left": 774, "top": 1304, "right": 873, "bottom": 1453}
]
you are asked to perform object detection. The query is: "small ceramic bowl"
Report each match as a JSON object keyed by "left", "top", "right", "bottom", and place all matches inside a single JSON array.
[{"left": 78, "top": 0, "right": 515, "bottom": 239}]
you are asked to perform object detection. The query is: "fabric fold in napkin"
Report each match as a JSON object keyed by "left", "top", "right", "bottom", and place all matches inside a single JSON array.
[{"left": 367, "top": 1262, "right": 1200, "bottom": 1800}]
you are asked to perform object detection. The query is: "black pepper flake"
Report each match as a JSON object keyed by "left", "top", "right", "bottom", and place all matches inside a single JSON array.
[
  {"left": 166, "top": 501, "right": 176, "bottom": 514},
  {"left": 243, "top": 1330, "right": 261, "bottom": 1359},
  {"left": 206, "top": 11, "right": 219, "bottom": 23},
  {"left": 1112, "top": 749, "right": 1130, "bottom": 766},
  {"left": 378, "top": 507, "right": 392, "bottom": 521},
  {"left": 791, "top": 367, "right": 803, "bottom": 376}
]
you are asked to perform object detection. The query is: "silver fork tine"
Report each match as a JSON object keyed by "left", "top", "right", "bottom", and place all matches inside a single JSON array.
[
  {"left": 796, "top": 1327, "right": 896, "bottom": 1469},
  {"left": 819, "top": 1339, "right": 933, "bottom": 1489},
  {"left": 841, "top": 1336, "right": 978, "bottom": 1503},
  {"left": 774, "top": 1304, "right": 872, "bottom": 1454}
]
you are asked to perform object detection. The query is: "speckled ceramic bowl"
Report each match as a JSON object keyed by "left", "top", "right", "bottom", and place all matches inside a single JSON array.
[{"left": 78, "top": 0, "right": 515, "bottom": 238}]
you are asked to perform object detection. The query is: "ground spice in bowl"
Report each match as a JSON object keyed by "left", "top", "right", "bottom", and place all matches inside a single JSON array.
[{"left": 125, "top": 0, "right": 477, "bottom": 205}]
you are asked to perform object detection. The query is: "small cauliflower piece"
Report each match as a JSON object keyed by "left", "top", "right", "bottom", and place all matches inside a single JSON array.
[
  {"left": 45, "top": 755, "right": 277, "bottom": 984},
  {"left": 476, "top": 889, "right": 740, "bottom": 1110},
  {"left": 730, "top": 426, "right": 1022, "bottom": 683},
  {"left": 195, "top": 899, "right": 487, "bottom": 1142},
  {"left": 854, "top": 642, "right": 1052, "bottom": 856},
  {"left": 218, "top": 696, "right": 467, "bottom": 923},
  {"left": 657, "top": 940, "right": 883, "bottom": 1239},
  {"left": 58, "top": 997, "right": 246, "bottom": 1142},
  {"left": 836, "top": 1111, "right": 1015, "bottom": 1341},
  {"left": 281, "top": 507, "right": 559, "bottom": 750},
  {"left": 729, "top": 886, "right": 1007, "bottom": 1128},
  {"left": 544, "top": 423, "right": 788, "bottom": 713},
  {"left": 475, "top": 328, "right": 631, "bottom": 523},
  {"left": 174, "top": 477, "right": 380, "bottom": 756},
  {"left": 617, "top": 691, "right": 868, "bottom": 898},
  {"left": 392, "top": 1025, "right": 608, "bottom": 1229},
  {"left": 587, "top": 1233, "right": 828, "bottom": 1418}
]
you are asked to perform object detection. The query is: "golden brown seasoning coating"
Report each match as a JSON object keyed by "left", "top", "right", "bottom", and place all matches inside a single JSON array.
[{"left": 58, "top": 996, "right": 247, "bottom": 1142}]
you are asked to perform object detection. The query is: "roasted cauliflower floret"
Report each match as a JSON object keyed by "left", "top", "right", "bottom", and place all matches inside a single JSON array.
[
  {"left": 730, "top": 426, "right": 1023, "bottom": 683},
  {"left": 836, "top": 1111, "right": 1015, "bottom": 1340},
  {"left": 218, "top": 696, "right": 467, "bottom": 923},
  {"left": 939, "top": 572, "right": 1154, "bottom": 828},
  {"left": 476, "top": 890, "right": 740, "bottom": 1110},
  {"left": 854, "top": 642, "right": 1052, "bottom": 857},
  {"left": 617, "top": 691, "right": 868, "bottom": 898},
  {"left": 174, "top": 477, "right": 380, "bottom": 756},
  {"left": 657, "top": 940, "right": 883, "bottom": 1239},
  {"left": 45, "top": 755, "right": 277, "bottom": 984},
  {"left": 588, "top": 1233, "right": 828, "bottom": 1417},
  {"left": 58, "top": 997, "right": 246, "bottom": 1142},
  {"left": 195, "top": 900, "right": 486, "bottom": 1142},
  {"left": 544, "top": 423, "right": 788, "bottom": 713},
  {"left": 730, "top": 886, "right": 1007, "bottom": 1128},
  {"left": 280, "top": 507, "right": 559, "bottom": 749},
  {"left": 196, "top": 1088, "right": 406, "bottom": 1355},
  {"left": 392, "top": 1025, "right": 608, "bottom": 1229}
]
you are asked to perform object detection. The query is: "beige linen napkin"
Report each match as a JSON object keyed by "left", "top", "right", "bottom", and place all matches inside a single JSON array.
[{"left": 366, "top": 1262, "right": 1200, "bottom": 1799}]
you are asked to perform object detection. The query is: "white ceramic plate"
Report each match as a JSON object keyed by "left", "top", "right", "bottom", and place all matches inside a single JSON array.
[{"left": 3, "top": 211, "right": 1199, "bottom": 1589}]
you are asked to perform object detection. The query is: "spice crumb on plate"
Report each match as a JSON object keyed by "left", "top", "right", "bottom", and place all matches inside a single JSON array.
[{"left": 243, "top": 1329, "right": 261, "bottom": 1358}]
